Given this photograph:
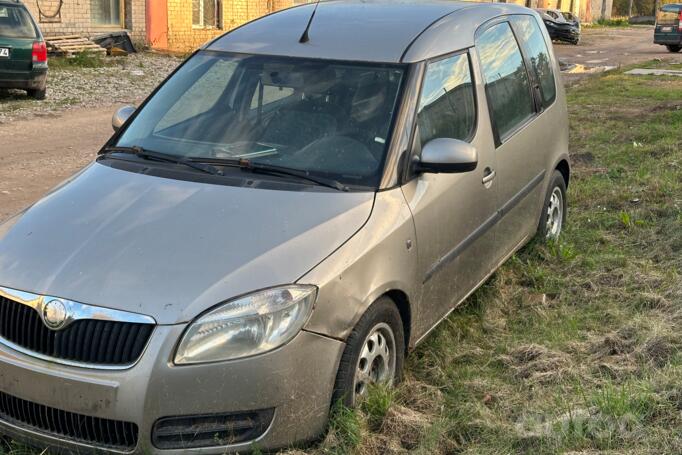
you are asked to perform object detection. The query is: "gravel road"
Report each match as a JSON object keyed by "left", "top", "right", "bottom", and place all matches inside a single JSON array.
[{"left": 0, "top": 53, "right": 182, "bottom": 124}]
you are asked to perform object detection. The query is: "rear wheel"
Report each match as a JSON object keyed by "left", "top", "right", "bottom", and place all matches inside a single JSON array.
[
  {"left": 332, "top": 297, "right": 404, "bottom": 408},
  {"left": 27, "top": 87, "right": 46, "bottom": 100},
  {"left": 666, "top": 45, "right": 681, "bottom": 53},
  {"left": 537, "top": 170, "right": 567, "bottom": 241}
]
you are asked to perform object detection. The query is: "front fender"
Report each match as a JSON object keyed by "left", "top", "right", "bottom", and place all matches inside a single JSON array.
[{"left": 299, "top": 187, "right": 421, "bottom": 346}]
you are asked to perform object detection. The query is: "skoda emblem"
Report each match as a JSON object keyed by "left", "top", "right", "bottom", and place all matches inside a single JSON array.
[{"left": 42, "top": 299, "right": 68, "bottom": 330}]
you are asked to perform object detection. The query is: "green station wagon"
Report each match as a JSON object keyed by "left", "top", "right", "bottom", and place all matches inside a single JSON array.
[
  {"left": 0, "top": 0, "right": 47, "bottom": 99},
  {"left": 654, "top": 3, "right": 682, "bottom": 53}
]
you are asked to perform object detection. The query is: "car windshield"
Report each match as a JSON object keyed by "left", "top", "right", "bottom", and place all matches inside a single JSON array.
[
  {"left": 0, "top": 5, "right": 36, "bottom": 39},
  {"left": 116, "top": 51, "right": 406, "bottom": 188}
]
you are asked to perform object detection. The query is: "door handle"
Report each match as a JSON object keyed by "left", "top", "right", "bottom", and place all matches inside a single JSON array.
[{"left": 482, "top": 168, "right": 496, "bottom": 185}]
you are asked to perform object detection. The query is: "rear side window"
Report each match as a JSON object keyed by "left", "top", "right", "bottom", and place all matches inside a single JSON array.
[
  {"left": 514, "top": 15, "right": 556, "bottom": 108},
  {"left": 0, "top": 6, "right": 36, "bottom": 39},
  {"left": 477, "top": 22, "right": 534, "bottom": 142},
  {"left": 416, "top": 53, "right": 476, "bottom": 147}
]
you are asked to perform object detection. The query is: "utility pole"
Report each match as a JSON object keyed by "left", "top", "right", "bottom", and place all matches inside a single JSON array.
[{"left": 628, "top": 0, "right": 633, "bottom": 17}]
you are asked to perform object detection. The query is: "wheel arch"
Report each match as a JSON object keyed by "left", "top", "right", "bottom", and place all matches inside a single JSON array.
[
  {"left": 556, "top": 158, "right": 570, "bottom": 188},
  {"left": 382, "top": 289, "right": 412, "bottom": 355}
]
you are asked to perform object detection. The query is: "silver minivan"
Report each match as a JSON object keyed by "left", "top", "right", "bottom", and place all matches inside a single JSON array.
[{"left": 0, "top": 1, "right": 569, "bottom": 453}]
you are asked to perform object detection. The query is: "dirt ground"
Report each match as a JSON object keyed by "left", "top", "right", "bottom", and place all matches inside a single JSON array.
[
  {"left": 1, "top": 26, "right": 680, "bottom": 224},
  {"left": 0, "top": 108, "right": 112, "bottom": 222},
  {"left": 555, "top": 25, "right": 682, "bottom": 72}
]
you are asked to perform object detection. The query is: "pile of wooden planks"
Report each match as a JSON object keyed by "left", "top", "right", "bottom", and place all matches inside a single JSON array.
[{"left": 46, "top": 35, "right": 107, "bottom": 57}]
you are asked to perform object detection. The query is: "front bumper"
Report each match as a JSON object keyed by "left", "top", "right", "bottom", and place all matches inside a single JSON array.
[
  {"left": 0, "top": 324, "right": 344, "bottom": 453},
  {"left": 546, "top": 25, "right": 580, "bottom": 43}
]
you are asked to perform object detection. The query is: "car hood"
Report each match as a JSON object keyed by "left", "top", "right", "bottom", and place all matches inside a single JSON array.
[{"left": 0, "top": 163, "right": 375, "bottom": 324}]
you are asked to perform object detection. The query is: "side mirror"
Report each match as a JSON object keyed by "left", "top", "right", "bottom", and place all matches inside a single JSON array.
[
  {"left": 112, "top": 105, "right": 136, "bottom": 132},
  {"left": 414, "top": 138, "right": 478, "bottom": 174}
]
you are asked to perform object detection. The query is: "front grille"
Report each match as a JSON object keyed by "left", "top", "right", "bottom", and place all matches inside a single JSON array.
[
  {"left": 0, "top": 389, "right": 138, "bottom": 451},
  {"left": 0, "top": 296, "right": 154, "bottom": 366},
  {"left": 152, "top": 409, "right": 275, "bottom": 449}
]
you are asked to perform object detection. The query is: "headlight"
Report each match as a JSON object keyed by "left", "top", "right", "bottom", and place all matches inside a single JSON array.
[{"left": 175, "top": 285, "right": 316, "bottom": 364}]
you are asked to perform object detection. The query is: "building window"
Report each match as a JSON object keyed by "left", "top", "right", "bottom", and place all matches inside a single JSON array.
[
  {"left": 91, "top": 0, "right": 121, "bottom": 26},
  {"left": 193, "top": 0, "right": 222, "bottom": 28}
]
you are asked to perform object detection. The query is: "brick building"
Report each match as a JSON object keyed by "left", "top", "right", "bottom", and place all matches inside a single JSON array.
[
  {"left": 150, "top": 0, "right": 611, "bottom": 53},
  {"left": 20, "top": 0, "right": 613, "bottom": 53},
  {"left": 150, "top": 0, "right": 307, "bottom": 51},
  {"left": 23, "top": 0, "right": 147, "bottom": 42}
]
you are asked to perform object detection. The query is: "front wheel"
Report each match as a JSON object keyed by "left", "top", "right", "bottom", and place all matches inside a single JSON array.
[
  {"left": 332, "top": 297, "right": 405, "bottom": 408},
  {"left": 666, "top": 45, "right": 681, "bottom": 53},
  {"left": 537, "top": 170, "right": 567, "bottom": 241}
]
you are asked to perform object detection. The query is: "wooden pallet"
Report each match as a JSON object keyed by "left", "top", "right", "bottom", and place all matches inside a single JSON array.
[{"left": 46, "top": 35, "right": 107, "bottom": 57}]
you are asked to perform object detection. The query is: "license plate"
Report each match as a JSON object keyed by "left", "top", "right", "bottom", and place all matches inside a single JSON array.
[
  {"left": 661, "top": 26, "right": 673, "bottom": 32},
  {"left": 0, "top": 48, "right": 9, "bottom": 58}
]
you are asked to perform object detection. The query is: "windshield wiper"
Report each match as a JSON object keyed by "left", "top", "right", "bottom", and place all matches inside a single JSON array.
[
  {"left": 100, "top": 146, "right": 223, "bottom": 176},
  {"left": 195, "top": 158, "right": 350, "bottom": 192},
  {"left": 100, "top": 148, "right": 349, "bottom": 191}
]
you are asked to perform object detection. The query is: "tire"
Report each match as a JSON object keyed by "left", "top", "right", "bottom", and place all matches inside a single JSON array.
[
  {"left": 666, "top": 45, "right": 681, "bottom": 53},
  {"left": 27, "top": 87, "right": 46, "bottom": 100},
  {"left": 537, "top": 170, "right": 567, "bottom": 241},
  {"left": 331, "top": 297, "right": 405, "bottom": 408}
]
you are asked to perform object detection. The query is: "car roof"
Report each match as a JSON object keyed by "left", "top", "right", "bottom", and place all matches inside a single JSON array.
[
  {"left": 661, "top": 3, "right": 682, "bottom": 9},
  {"left": 207, "top": 0, "right": 536, "bottom": 64}
]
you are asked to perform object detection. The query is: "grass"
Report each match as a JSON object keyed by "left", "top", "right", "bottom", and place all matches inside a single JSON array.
[
  {"left": 2, "top": 62, "right": 682, "bottom": 454},
  {"left": 585, "top": 17, "right": 632, "bottom": 27},
  {"left": 47, "top": 51, "right": 111, "bottom": 69},
  {"left": 636, "top": 60, "right": 682, "bottom": 72}
]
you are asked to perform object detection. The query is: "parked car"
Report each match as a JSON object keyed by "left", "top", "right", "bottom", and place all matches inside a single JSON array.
[
  {"left": 654, "top": 3, "right": 682, "bottom": 53},
  {"left": 0, "top": 0, "right": 47, "bottom": 99},
  {"left": 0, "top": 1, "right": 569, "bottom": 453},
  {"left": 561, "top": 11, "right": 581, "bottom": 28},
  {"left": 537, "top": 8, "right": 581, "bottom": 44}
]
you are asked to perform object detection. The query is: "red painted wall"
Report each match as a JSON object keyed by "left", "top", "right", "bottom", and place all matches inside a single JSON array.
[{"left": 147, "top": 0, "right": 168, "bottom": 50}]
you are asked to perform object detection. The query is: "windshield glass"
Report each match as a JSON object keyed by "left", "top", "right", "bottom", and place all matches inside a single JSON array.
[
  {"left": 0, "top": 6, "right": 37, "bottom": 38},
  {"left": 116, "top": 51, "right": 406, "bottom": 188}
]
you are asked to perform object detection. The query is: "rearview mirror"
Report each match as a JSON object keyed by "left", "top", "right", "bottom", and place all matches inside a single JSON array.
[
  {"left": 414, "top": 138, "right": 478, "bottom": 174},
  {"left": 112, "top": 105, "right": 136, "bottom": 132}
]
